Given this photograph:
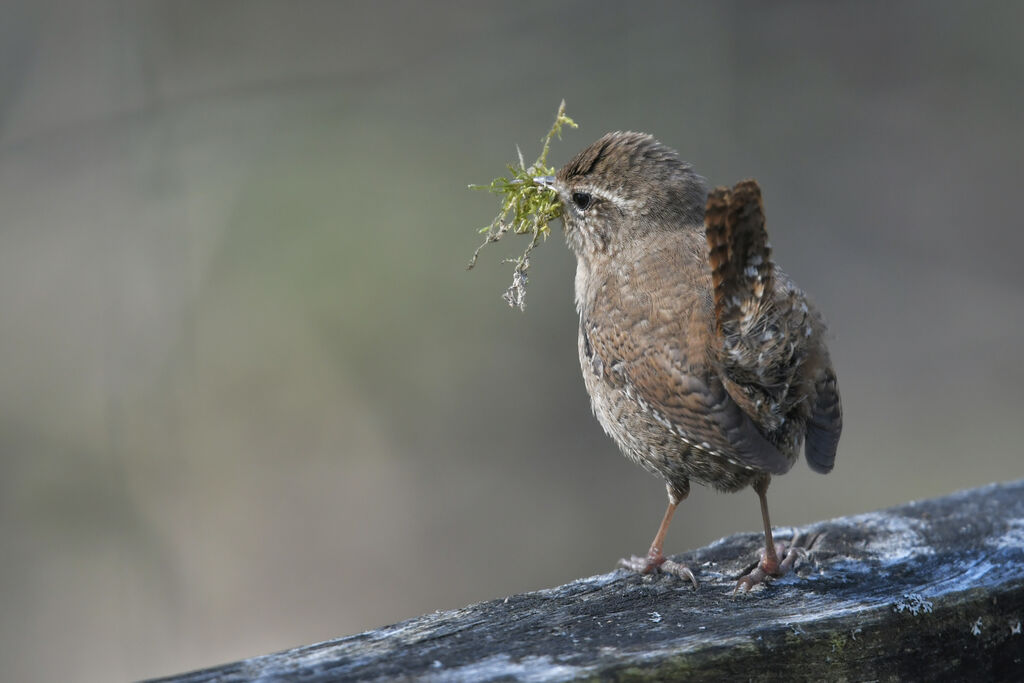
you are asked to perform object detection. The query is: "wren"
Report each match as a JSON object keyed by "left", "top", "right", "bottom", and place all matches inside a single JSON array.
[{"left": 539, "top": 132, "right": 842, "bottom": 590}]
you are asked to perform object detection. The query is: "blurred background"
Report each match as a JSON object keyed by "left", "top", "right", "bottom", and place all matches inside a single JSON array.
[{"left": 1, "top": 1, "right": 1022, "bottom": 680}]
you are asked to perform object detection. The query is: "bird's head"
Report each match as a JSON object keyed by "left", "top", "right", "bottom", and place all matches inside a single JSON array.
[{"left": 538, "top": 132, "right": 708, "bottom": 261}]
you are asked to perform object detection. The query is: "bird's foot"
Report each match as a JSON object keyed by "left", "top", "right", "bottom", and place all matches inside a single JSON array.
[
  {"left": 734, "top": 533, "right": 815, "bottom": 593},
  {"left": 619, "top": 552, "right": 699, "bottom": 588}
]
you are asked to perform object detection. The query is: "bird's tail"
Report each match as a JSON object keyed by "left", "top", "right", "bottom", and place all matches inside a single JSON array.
[
  {"left": 705, "top": 180, "right": 774, "bottom": 341},
  {"left": 705, "top": 180, "right": 797, "bottom": 433},
  {"left": 706, "top": 180, "right": 841, "bottom": 467}
]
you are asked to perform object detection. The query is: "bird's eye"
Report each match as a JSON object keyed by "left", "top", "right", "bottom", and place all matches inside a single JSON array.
[{"left": 571, "top": 191, "right": 593, "bottom": 211}]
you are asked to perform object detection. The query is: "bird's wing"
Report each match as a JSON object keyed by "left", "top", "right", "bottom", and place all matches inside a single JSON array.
[{"left": 581, "top": 283, "right": 793, "bottom": 475}]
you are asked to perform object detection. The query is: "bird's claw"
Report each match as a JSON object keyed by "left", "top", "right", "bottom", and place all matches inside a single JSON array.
[
  {"left": 734, "top": 532, "right": 814, "bottom": 593},
  {"left": 619, "top": 553, "right": 699, "bottom": 589}
]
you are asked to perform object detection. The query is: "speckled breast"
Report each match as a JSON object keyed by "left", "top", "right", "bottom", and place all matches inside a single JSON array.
[{"left": 577, "top": 324, "right": 767, "bottom": 496}]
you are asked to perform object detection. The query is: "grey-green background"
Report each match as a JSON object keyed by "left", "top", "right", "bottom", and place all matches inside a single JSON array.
[{"left": 2, "top": 2, "right": 1022, "bottom": 680}]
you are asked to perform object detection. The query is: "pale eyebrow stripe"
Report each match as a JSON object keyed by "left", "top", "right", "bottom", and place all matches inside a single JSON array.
[{"left": 572, "top": 183, "right": 639, "bottom": 211}]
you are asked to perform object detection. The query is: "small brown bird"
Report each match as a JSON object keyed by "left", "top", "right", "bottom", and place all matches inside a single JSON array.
[{"left": 539, "top": 132, "right": 842, "bottom": 590}]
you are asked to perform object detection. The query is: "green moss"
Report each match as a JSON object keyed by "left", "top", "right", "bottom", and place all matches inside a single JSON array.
[
  {"left": 829, "top": 632, "right": 848, "bottom": 655},
  {"left": 467, "top": 100, "right": 577, "bottom": 309}
]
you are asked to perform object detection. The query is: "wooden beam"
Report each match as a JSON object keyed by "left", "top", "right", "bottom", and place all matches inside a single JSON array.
[{"left": 153, "top": 480, "right": 1024, "bottom": 681}]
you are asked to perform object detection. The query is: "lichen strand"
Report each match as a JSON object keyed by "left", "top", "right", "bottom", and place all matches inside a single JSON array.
[{"left": 467, "top": 100, "right": 577, "bottom": 310}]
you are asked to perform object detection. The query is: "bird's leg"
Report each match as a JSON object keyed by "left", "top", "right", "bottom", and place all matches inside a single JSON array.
[
  {"left": 735, "top": 475, "right": 802, "bottom": 592},
  {"left": 619, "top": 484, "right": 698, "bottom": 588}
]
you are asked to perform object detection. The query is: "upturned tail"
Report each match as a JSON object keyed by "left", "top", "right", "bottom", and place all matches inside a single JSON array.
[
  {"left": 705, "top": 180, "right": 841, "bottom": 472},
  {"left": 705, "top": 181, "right": 798, "bottom": 429},
  {"left": 705, "top": 180, "right": 773, "bottom": 340}
]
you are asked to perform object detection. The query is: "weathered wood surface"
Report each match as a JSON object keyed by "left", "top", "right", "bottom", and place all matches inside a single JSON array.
[{"left": 155, "top": 480, "right": 1024, "bottom": 682}]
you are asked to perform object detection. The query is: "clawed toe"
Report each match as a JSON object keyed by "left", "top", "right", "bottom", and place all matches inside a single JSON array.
[
  {"left": 734, "top": 534, "right": 812, "bottom": 593},
  {"left": 619, "top": 553, "right": 699, "bottom": 588},
  {"left": 661, "top": 558, "right": 699, "bottom": 588}
]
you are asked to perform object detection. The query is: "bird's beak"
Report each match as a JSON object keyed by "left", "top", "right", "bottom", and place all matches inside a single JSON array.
[{"left": 534, "top": 175, "right": 556, "bottom": 188}]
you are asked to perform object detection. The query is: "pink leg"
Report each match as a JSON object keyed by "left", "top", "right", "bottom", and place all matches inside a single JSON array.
[
  {"left": 619, "top": 498, "right": 699, "bottom": 588},
  {"left": 735, "top": 476, "right": 803, "bottom": 592}
]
